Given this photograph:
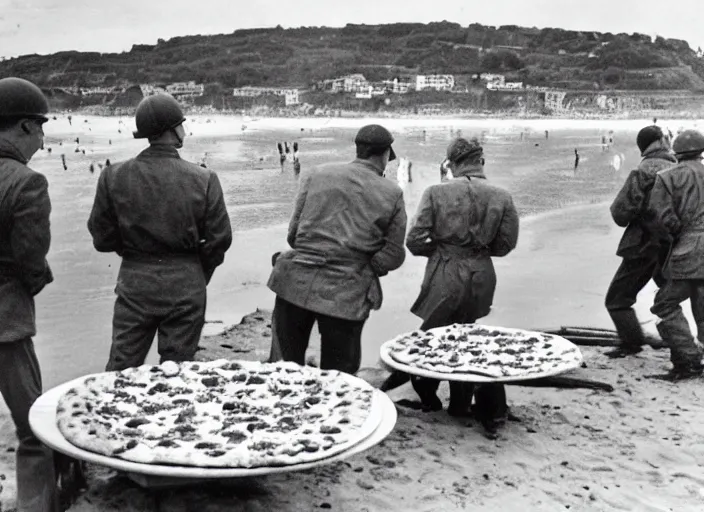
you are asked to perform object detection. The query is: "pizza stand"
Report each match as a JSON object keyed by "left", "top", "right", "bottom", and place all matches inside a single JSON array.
[{"left": 29, "top": 375, "right": 398, "bottom": 489}]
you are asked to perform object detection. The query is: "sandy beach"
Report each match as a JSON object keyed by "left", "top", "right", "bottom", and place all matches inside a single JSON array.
[{"left": 2, "top": 199, "right": 704, "bottom": 511}]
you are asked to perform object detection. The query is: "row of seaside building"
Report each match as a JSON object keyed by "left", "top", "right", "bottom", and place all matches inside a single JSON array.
[{"left": 60, "top": 73, "right": 547, "bottom": 107}]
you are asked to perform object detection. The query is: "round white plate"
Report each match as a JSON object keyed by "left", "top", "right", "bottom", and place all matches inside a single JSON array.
[
  {"left": 379, "top": 325, "right": 583, "bottom": 383},
  {"left": 30, "top": 381, "right": 396, "bottom": 478}
]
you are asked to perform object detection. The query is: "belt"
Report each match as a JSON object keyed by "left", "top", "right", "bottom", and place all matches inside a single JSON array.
[
  {"left": 437, "top": 244, "right": 490, "bottom": 258},
  {"left": 121, "top": 250, "right": 200, "bottom": 263}
]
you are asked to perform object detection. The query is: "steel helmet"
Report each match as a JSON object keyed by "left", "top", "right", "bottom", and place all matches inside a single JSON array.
[
  {"left": 0, "top": 77, "right": 49, "bottom": 121},
  {"left": 672, "top": 129, "right": 704, "bottom": 155},
  {"left": 133, "top": 94, "right": 186, "bottom": 139}
]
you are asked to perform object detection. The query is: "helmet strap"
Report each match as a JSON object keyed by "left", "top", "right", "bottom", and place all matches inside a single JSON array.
[{"left": 171, "top": 127, "right": 184, "bottom": 149}]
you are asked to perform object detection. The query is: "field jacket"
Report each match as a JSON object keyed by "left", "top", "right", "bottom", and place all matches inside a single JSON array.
[
  {"left": 268, "top": 159, "right": 407, "bottom": 321},
  {"left": 87, "top": 144, "right": 232, "bottom": 283},
  {"left": 0, "top": 141, "right": 53, "bottom": 343},
  {"left": 610, "top": 147, "right": 677, "bottom": 259},
  {"left": 647, "top": 159, "right": 704, "bottom": 280}
]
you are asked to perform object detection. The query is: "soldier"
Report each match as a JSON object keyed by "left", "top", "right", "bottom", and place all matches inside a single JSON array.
[
  {"left": 605, "top": 125, "right": 676, "bottom": 357},
  {"left": 267, "top": 124, "right": 407, "bottom": 374},
  {"left": 646, "top": 129, "right": 704, "bottom": 380},
  {"left": 0, "top": 77, "right": 60, "bottom": 511},
  {"left": 88, "top": 94, "right": 232, "bottom": 371},
  {"left": 404, "top": 138, "right": 519, "bottom": 436}
]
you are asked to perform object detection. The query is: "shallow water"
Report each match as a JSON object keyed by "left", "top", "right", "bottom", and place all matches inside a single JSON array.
[{"left": 27, "top": 115, "right": 662, "bottom": 386}]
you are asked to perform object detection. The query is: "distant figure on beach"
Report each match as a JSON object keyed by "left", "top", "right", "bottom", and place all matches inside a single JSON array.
[
  {"left": 109, "top": 139, "right": 112, "bottom": 145},
  {"left": 277, "top": 142, "right": 286, "bottom": 172},
  {"left": 574, "top": 149, "right": 580, "bottom": 171},
  {"left": 653, "top": 117, "right": 658, "bottom": 124},
  {"left": 61, "top": 154, "right": 67, "bottom": 171},
  {"left": 440, "top": 158, "right": 452, "bottom": 182},
  {"left": 545, "top": 130, "right": 549, "bottom": 140},
  {"left": 645, "top": 129, "right": 704, "bottom": 380},
  {"left": 89, "top": 163, "right": 94, "bottom": 174},
  {"left": 292, "top": 142, "right": 300, "bottom": 175},
  {"left": 0, "top": 77, "right": 61, "bottom": 511},
  {"left": 88, "top": 93, "right": 232, "bottom": 372},
  {"left": 67, "top": 114, "right": 72, "bottom": 126},
  {"left": 520, "top": 131, "right": 524, "bottom": 141},
  {"left": 267, "top": 124, "right": 406, "bottom": 375},
  {"left": 392, "top": 137, "right": 519, "bottom": 437},
  {"left": 601, "top": 135, "right": 608, "bottom": 151},
  {"left": 105, "top": 158, "right": 111, "bottom": 167},
  {"left": 606, "top": 125, "right": 675, "bottom": 359},
  {"left": 75, "top": 137, "right": 79, "bottom": 145},
  {"left": 397, "top": 157, "right": 412, "bottom": 186}
]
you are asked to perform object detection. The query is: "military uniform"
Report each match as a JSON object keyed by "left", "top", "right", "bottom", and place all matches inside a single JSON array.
[
  {"left": 647, "top": 157, "right": 704, "bottom": 376},
  {"left": 88, "top": 144, "right": 232, "bottom": 371},
  {"left": 0, "top": 141, "right": 59, "bottom": 512},
  {"left": 268, "top": 126, "right": 406, "bottom": 374}
]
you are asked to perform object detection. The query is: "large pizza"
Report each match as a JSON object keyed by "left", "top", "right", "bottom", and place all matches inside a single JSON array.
[
  {"left": 56, "top": 360, "right": 381, "bottom": 468},
  {"left": 381, "top": 324, "right": 582, "bottom": 380}
]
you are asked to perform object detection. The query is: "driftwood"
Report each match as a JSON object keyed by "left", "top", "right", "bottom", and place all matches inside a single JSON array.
[
  {"left": 378, "top": 370, "right": 614, "bottom": 392},
  {"left": 538, "top": 326, "right": 666, "bottom": 349},
  {"left": 506, "top": 375, "right": 614, "bottom": 392}
]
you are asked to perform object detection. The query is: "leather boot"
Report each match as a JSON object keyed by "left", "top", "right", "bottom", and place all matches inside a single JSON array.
[
  {"left": 654, "top": 317, "right": 704, "bottom": 377},
  {"left": 410, "top": 376, "right": 443, "bottom": 411},
  {"left": 605, "top": 309, "right": 645, "bottom": 358},
  {"left": 447, "top": 382, "right": 474, "bottom": 417}
]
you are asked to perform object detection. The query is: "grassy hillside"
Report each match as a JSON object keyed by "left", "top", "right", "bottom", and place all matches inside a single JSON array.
[{"left": 1, "top": 21, "right": 702, "bottom": 92}]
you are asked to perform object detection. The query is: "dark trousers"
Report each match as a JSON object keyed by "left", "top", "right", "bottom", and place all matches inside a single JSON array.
[
  {"left": 651, "top": 279, "right": 704, "bottom": 368},
  {"left": 412, "top": 317, "right": 506, "bottom": 419},
  {"left": 605, "top": 253, "right": 665, "bottom": 312},
  {"left": 107, "top": 290, "right": 206, "bottom": 372},
  {"left": 269, "top": 296, "right": 364, "bottom": 375},
  {"left": 0, "top": 338, "right": 59, "bottom": 512}
]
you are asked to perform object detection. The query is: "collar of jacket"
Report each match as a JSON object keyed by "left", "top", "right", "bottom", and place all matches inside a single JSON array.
[
  {"left": 0, "top": 138, "right": 28, "bottom": 165},
  {"left": 454, "top": 164, "right": 487, "bottom": 180},
  {"left": 352, "top": 158, "right": 385, "bottom": 176},
  {"left": 139, "top": 143, "right": 182, "bottom": 159},
  {"left": 641, "top": 144, "right": 676, "bottom": 163}
]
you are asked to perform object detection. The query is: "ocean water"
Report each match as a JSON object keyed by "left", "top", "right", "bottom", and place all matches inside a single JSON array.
[{"left": 26, "top": 114, "right": 681, "bottom": 387}]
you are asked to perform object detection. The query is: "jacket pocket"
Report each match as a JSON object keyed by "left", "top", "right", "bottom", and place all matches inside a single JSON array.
[
  {"left": 668, "top": 235, "right": 702, "bottom": 277},
  {"left": 291, "top": 252, "right": 327, "bottom": 267}
]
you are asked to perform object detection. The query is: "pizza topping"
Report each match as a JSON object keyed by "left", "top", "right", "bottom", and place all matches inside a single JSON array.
[
  {"left": 147, "top": 383, "right": 170, "bottom": 395},
  {"left": 200, "top": 376, "right": 221, "bottom": 387},
  {"left": 124, "top": 417, "right": 150, "bottom": 428},
  {"left": 385, "top": 324, "right": 582, "bottom": 379},
  {"left": 56, "top": 360, "right": 379, "bottom": 468}
]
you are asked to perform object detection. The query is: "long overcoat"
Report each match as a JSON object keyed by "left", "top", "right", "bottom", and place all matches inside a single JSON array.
[{"left": 406, "top": 167, "right": 518, "bottom": 323}]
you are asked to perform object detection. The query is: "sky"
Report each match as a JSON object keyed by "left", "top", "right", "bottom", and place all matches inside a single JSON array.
[{"left": 0, "top": 0, "right": 702, "bottom": 59}]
